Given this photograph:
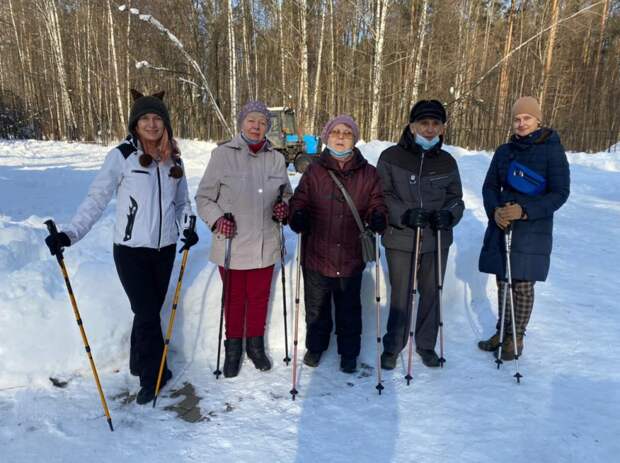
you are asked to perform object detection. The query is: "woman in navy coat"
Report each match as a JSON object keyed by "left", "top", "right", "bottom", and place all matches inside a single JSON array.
[{"left": 478, "top": 96, "right": 570, "bottom": 360}]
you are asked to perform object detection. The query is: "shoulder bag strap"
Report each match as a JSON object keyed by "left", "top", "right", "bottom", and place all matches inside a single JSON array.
[{"left": 327, "top": 170, "right": 365, "bottom": 233}]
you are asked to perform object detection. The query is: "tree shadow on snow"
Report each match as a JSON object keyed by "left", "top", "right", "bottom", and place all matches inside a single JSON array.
[{"left": 293, "top": 252, "right": 398, "bottom": 463}]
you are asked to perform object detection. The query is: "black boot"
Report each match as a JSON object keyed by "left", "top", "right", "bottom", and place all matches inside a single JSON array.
[
  {"left": 303, "top": 350, "right": 322, "bottom": 367},
  {"left": 381, "top": 351, "right": 397, "bottom": 370},
  {"left": 136, "top": 369, "right": 172, "bottom": 405},
  {"left": 246, "top": 336, "right": 272, "bottom": 371},
  {"left": 223, "top": 338, "right": 243, "bottom": 378},
  {"left": 416, "top": 347, "right": 440, "bottom": 367},
  {"left": 340, "top": 356, "right": 357, "bottom": 374}
]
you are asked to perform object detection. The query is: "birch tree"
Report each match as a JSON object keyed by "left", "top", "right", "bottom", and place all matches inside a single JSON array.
[{"left": 370, "top": 0, "right": 389, "bottom": 140}]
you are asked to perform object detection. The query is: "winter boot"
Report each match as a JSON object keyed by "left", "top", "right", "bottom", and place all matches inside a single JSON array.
[
  {"left": 246, "top": 336, "right": 272, "bottom": 371},
  {"left": 495, "top": 335, "right": 524, "bottom": 361},
  {"left": 303, "top": 350, "right": 322, "bottom": 367},
  {"left": 340, "top": 356, "right": 357, "bottom": 374},
  {"left": 223, "top": 338, "right": 243, "bottom": 378},
  {"left": 136, "top": 369, "right": 172, "bottom": 405},
  {"left": 478, "top": 332, "right": 501, "bottom": 352},
  {"left": 380, "top": 351, "right": 397, "bottom": 370},
  {"left": 416, "top": 347, "right": 440, "bottom": 367}
]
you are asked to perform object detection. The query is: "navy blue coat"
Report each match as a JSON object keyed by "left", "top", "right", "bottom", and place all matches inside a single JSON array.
[{"left": 478, "top": 128, "right": 570, "bottom": 281}]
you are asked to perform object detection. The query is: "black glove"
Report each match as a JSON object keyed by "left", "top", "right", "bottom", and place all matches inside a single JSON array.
[
  {"left": 430, "top": 210, "right": 453, "bottom": 231},
  {"left": 368, "top": 210, "right": 387, "bottom": 234},
  {"left": 180, "top": 228, "right": 199, "bottom": 252},
  {"left": 45, "top": 232, "right": 71, "bottom": 256},
  {"left": 401, "top": 208, "right": 430, "bottom": 229},
  {"left": 289, "top": 209, "right": 310, "bottom": 234}
]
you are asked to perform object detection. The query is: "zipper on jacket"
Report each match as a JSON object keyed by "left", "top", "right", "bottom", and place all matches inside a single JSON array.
[
  {"left": 417, "top": 152, "right": 426, "bottom": 208},
  {"left": 156, "top": 164, "right": 163, "bottom": 250}
]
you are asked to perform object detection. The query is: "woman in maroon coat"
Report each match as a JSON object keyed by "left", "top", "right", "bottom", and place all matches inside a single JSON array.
[{"left": 289, "top": 115, "right": 387, "bottom": 373}]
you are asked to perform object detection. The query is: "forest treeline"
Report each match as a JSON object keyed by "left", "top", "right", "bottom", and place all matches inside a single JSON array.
[{"left": 0, "top": 0, "right": 618, "bottom": 151}]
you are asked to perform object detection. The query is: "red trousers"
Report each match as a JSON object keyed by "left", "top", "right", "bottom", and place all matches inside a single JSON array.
[{"left": 218, "top": 265, "right": 274, "bottom": 338}]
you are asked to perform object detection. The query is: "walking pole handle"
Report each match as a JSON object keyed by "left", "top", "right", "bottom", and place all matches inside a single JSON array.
[
  {"left": 188, "top": 215, "right": 196, "bottom": 233},
  {"left": 45, "top": 218, "right": 59, "bottom": 236},
  {"left": 44, "top": 219, "right": 64, "bottom": 261}
]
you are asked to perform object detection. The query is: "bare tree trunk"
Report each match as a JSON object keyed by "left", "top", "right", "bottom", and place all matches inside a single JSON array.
[
  {"left": 226, "top": 0, "right": 237, "bottom": 126},
  {"left": 496, "top": 0, "right": 516, "bottom": 132},
  {"left": 309, "top": 1, "right": 326, "bottom": 133},
  {"left": 329, "top": 0, "right": 336, "bottom": 117},
  {"left": 410, "top": 0, "right": 428, "bottom": 107},
  {"left": 8, "top": 0, "right": 29, "bottom": 112},
  {"left": 538, "top": 0, "right": 560, "bottom": 110},
  {"left": 593, "top": 0, "right": 610, "bottom": 85},
  {"left": 125, "top": 0, "right": 132, "bottom": 124},
  {"left": 370, "top": 0, "right": 389, "bottom": 140},
  {"left": 298, "top": 0, "right": 309, "bottom": 132},
  {"left": 240, "top": 0, "right": 252, "bottom": 100},
  {"left": 277, "top": 0, "right": 286, "bottom": 105},
  {"left": 40, "top": 0, "right": 77, "bottom": 138},
  {"left": 107, "top": 0, "right": 126, "bottom": 132}
]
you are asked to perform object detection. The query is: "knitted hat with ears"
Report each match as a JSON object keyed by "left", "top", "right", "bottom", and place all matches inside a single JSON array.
[{"left": 128, "top": 89, "right": 173, "bottom": 138}]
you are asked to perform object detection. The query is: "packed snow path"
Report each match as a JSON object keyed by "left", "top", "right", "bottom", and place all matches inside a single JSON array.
[{"left": 1, "top": 139, "right": 618, "bottom": 462}]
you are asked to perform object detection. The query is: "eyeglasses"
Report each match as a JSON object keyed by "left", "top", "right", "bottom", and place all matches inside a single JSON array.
[{"left": 329, "top": 130, "right": 354, "bottom": 139}]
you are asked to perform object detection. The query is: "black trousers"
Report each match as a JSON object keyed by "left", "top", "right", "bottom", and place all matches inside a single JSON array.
[
  {"left": 303, "top": 268, "right": 363, "bottom": 359},
  {"left": 383, "top": 247, "right": 448, "bottom": 354},
  {"left": 113, "top": 244, "right": 175, "bottom": 387}
]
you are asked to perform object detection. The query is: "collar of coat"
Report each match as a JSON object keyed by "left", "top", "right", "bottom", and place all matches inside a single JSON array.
[
  {"left": 226, "top": 133, "right": 274, "bottom": 157},
  {"left": 396, "top": 126, "right": 444, "bottom": 157},
  {"left": 317, "top": 147, "right": 368, "bottom": 173},
  {"left": 509, "top": 127, "right": 558, "bottom": 150}
]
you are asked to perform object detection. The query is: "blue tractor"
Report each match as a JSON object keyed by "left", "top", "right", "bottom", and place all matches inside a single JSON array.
[{"left": 267, "top": 107, "right": 321, "bottom": 173}]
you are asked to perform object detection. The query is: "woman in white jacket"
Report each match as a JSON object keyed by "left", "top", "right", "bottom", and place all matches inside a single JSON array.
[{"left": 45, "top": 90, "right": 198, "bottom": 404}]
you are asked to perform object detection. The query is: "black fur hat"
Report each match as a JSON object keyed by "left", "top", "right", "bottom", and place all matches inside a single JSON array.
[{"left": 128, "top": 89, "right": 173, "bottom": 137}]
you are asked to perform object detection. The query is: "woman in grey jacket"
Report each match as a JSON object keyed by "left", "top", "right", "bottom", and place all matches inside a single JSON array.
[
  {"left": 45, "top": 90, "right": 198, "bottom": 404},
  {"left": 196, "top": 100, "right": 292, "bottom": 378}
]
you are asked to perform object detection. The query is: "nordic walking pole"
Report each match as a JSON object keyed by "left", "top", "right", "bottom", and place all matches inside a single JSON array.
[
  {"left": 274, "top": 185, "right": 291, "bottom": 365},
  {"left": 153, "top": 216, "right": 196, "bottom": 408},
  {"left": 44, "top": 219, "right": 113, "bottom": 432},
  {"left": 214, "top": 213, "right": 234, "bottom": 379},
  {"left": 495, "top": 226, "right": 511, "bottom": 370},
  {"left": 290, "top": 235, "right": 302, "bottom": 400},
  {"left": 405, "top": 228, "right": 423, "bottom": 386},
  {"left": 504, "top": 228, "right": 523, "bottom": 383},
  {"left": 436, "top": 230, "right": 446, "bottom": 368},
  {"left": 374, "top": 232, "right": 384, "bottom": 395}
]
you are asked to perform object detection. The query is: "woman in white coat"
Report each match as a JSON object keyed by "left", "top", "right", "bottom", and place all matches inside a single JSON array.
[{"left": 45, "top": 90, "right": 198, "bottom": 404}]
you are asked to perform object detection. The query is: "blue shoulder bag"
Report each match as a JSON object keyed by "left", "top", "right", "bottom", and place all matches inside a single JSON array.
[{"left": 507, "top": 160, "right": 546, "bottom": 196}]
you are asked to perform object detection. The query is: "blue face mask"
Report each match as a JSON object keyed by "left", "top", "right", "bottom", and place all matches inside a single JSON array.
[
  {"left": 241, "top": 131, "right": 263, "bottom": 144},
  {"left": 327, "top": 146, "right": 353, "bottom": 159},
  {"left": 415, "top": 133, "right": 440, "bottom": 151}
]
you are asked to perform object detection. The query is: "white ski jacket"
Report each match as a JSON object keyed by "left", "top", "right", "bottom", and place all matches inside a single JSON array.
[{"left": 64, "top": 136, "right": 193, "bottom": 249}]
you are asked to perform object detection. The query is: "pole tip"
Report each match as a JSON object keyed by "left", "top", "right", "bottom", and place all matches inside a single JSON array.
[{"left": 107, "top": 418, "right": 114, "bottom": 432}]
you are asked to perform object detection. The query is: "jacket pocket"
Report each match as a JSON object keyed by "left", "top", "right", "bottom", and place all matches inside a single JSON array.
[{"left": 131, "top": 169, "right": 150, "bottom": 175}]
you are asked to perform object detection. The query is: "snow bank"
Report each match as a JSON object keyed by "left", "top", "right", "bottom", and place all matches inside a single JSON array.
[{"left": 1, "top": 138, "right": 619, "bottom": 462}]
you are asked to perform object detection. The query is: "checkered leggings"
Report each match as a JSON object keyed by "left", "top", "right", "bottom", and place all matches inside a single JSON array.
[{"left": 495, "top": 280, "right": 535, "bottom": 336}]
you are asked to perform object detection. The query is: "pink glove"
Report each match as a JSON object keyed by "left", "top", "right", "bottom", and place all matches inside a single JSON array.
[
  {"left": 272, "top": 201, "right": 289, "bottom": 223},
  {"left": 215, "top": 216, "right": 236, "bottom": 238}
]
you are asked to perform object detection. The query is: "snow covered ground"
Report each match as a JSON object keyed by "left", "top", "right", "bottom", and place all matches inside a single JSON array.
[{"left": 1, "top": 137, "right": 619, "bottom": 462}]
